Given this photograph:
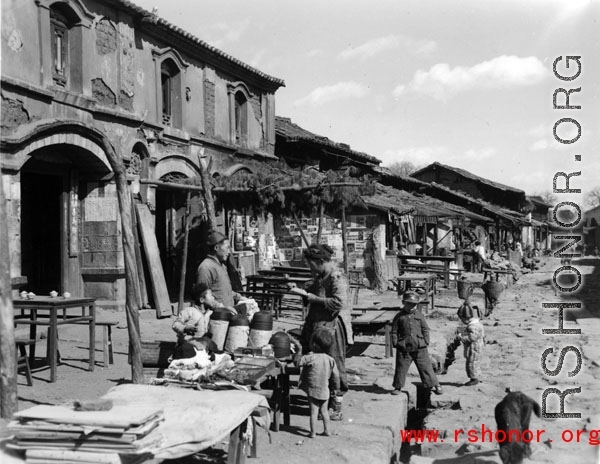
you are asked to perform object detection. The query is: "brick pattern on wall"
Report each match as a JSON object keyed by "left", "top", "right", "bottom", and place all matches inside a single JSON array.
[
  {"left": 81, "top": 221, "right": 122, "bottom": 268},
  {"left": 203, "top": 79, "right": 215, "bottom": 137}
]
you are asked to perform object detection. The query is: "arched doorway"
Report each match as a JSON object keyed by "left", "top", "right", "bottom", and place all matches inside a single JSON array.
[{"left": 20, "top": 142, "right": 112, "bottom": 295}]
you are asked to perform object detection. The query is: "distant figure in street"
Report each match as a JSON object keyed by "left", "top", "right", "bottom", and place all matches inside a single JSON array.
[
  {"left": 473, "top": 240, "right": 487, "bottom": 273},
  {"left": 391, "top": 291, "right": 443, "bottom": 395},
  {"left": 299, "top": 329, "right": 340, "bottom": 438},
  {"left": 456, "top": 301, "right": 485, "bottom": 386}
]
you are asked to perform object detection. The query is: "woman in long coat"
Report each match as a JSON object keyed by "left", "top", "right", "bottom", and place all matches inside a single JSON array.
[{"left": 290, "top": 244, "right": 353, "bottom": 421}]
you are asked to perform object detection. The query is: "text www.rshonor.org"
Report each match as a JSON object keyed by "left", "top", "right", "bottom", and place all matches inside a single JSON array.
[{"left": 399, "top": 427, "right": 600, "bottom": 445}]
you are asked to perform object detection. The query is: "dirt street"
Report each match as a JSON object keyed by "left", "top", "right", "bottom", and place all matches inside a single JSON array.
[{"left": 5, "top": 256, "right": 600, "bottom": 464}]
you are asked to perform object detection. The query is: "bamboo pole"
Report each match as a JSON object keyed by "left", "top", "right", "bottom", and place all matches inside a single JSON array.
[
  {"left": 97, "top": 137, "right": 143, "bottom": 384},
  {"left": 138, "top": 179, "right": 362, "bottom": 193},
  {"left": 177, "top": 191, "right": 192, "bottom": 315},
  {"left": 291, "top": 211, "right": 310, "bottom": 247},
  {"left": 317, "top": 202, "right": 324, "bottom": 243},
  {"left": 0, "top": 173, "right": 18, "bottom": 418},
  {"left": 341, "top": 206, "right": 349, "bottom": 274}
]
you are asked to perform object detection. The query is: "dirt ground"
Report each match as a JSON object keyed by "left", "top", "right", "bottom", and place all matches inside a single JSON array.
[{"left": 6, "top": 255, "right": 600, "bottom": 464}]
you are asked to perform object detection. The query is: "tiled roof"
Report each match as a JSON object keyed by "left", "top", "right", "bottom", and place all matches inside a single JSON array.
[
  {"left": 366, "top": 183, "right": 492, "bottom": 222},
  {"left": 275, "top": 116, "right": 382, "bottom": 165},
  {"left": 412, "top": 162, "right": 525, "bottom": 195},
  {"left": 111, "top": 0, "right": 285, "bottom": 87}
]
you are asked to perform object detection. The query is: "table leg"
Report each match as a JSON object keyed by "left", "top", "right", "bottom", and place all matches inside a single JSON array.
[
  {"left": 89, "top": 304, "right": 96, "bottom": 371},
  {"left": 49, "top": 309, "right": 58, "bottom": 383},
  {"left": 271, "top": 376, "right": 281, "bottom": 432},
  {"left": 443, "top": 262, "right": 450, "bottom": 288},
  {"left": 29, "top": 309, "right": 37, "bottom": 363},
  {"left": 227, "top": 422, "right": 246, "bottom": 464},
  {"left": 384, "top": 324, "right": 393, "bottom": 358},
  {"left": 282, "top": 373, "right": 290, "bottom": 426}
]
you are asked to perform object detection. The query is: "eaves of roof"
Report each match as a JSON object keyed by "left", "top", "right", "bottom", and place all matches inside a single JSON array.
[
  {"left": 275, "top": 116, "right": 381, "bottom": 166},
  {"left": 109, "top": 0, "right": 285, "bottom": 89}
]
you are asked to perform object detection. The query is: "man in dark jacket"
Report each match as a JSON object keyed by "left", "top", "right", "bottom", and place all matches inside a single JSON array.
[{"left": 391, "top": 291, "right": 443, "bottom": 395}]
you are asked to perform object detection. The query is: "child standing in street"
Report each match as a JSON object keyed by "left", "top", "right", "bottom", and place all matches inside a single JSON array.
[
  {"left": 299, "top": 329, "right": 340, "bottom": 438},
  {"left": 391, "top": 291, "right": 443, "bottom": 395},
  {"left": 456, "top": 302, "right": 485, "bottom": 386}
]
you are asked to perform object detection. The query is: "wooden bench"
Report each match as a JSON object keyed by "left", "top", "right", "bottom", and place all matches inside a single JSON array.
[
  {"left": 16, "top": 338, "right": 35, "bottom": 386},
  {"left": 482, "top": 268, "right": 514, "bottom": 287},
  {"left": 398, "top": 263, "right": 462, "bottom": 288}
]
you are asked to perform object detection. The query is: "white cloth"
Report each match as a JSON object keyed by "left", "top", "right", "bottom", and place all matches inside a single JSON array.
[{"left": 102, "top": 384, "right": 270, "bottom": 461}]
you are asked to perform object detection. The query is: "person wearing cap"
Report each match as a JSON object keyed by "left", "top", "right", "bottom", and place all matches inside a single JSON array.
[
  {"left": 196, "top": 230, "right": 241, "bottom": 308},
  {"left": 456, "top": 299, "right": 485, "bottom": 386},
  {"left": 289, "top": 243, "right": 353, "bottom": 421},
  {"left": 391, "top": 291, "right": 443, "bottom": 395}
]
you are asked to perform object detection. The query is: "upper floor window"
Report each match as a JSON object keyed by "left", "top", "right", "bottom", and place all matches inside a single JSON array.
[
  {"left": 50, "top": 9, "right": 70, "bottom": 86},
  {"left": 153, "top": 49, "right": 187, "bottom": 129},
  {"left": 234, "top": 91, "right": 248, "bottom": 145}
]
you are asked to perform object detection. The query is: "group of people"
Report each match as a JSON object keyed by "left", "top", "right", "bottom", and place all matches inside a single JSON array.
[{"left": 171, "top": 230, "right": 483, "bottom": 438}]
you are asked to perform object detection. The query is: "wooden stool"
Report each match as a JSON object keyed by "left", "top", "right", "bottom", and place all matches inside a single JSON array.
[
  {"left": 73, "top": 320, "right": 118, "bottom": 367},
  {"left": 16, "top": 339, "right": 34, "bottom": 386}
]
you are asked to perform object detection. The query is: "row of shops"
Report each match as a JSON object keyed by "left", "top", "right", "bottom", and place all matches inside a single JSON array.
[{"left": 1, "top": 0, "right": 554, "bottom": 310}]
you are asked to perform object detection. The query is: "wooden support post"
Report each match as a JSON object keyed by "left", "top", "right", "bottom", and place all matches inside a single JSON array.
[
  {"left": 0, "top": 173, "right": 18, "bottom": 418},
  {"left": 177, "top": 192, "right": 192, "bottom": 315},
  {"left": 197, "top": 153, "right": 217, "bottom": 229},
  {"left": 98, "top": 136, "right": 143, "bottom": 384}
]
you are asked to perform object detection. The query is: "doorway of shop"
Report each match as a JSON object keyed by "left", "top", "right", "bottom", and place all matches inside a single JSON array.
[{"left": 20, "top": 171, "right": 63, "bottom": 295}]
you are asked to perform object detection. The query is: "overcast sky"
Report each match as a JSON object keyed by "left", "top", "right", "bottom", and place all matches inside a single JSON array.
[{"left": 134, "top": 0, "right": 599, "bottom": 206}]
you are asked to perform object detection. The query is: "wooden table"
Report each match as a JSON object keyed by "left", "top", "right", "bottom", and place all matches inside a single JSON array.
[
  {"left": 398, "top": 255, "right": 455, "bottom": 287},
  {"left": 231, "top": 355, "right": 291, "bottom": 432},
  {"left": 13, "top": 296, "right": 96, "bottom": 383},
  {"left": 394, "top": 273, "right": 437, "bottom": 312},
  {"left": 351, "top": 308, "right": 398, "bottom": 357},
  {"left": 482, "top": 267, "right": 514, "bottom": 287}
]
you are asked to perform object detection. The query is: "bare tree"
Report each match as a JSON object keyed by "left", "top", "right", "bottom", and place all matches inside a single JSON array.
[
  {"left": 387, "top": 161, "right": 420, "bottom": 177},
  {"left": 584, "top": 186, "right": 600, "bottom": 208},
  {"left": 533, "top": 190, "right": 557, "bottom": 206}
]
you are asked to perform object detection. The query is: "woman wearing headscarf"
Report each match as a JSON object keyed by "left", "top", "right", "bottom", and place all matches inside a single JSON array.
[{"left": 289, "top": 244, "right": 353, "bottom": 421}]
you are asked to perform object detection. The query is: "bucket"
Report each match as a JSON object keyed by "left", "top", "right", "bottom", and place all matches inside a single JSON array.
[
  {"left": 269, "top": 331, "right": 291, "bottom": 359},
  {"left": 224, "top": 314, "right": 250, "bottom": 353},
  {"left": 457, "top": 279, "right": 473, "bottom": 300},
  {"left": 482, "top": 281, "right": 504, "bottom": 301},
  {"left": 209, "top": 310, "right": 232, "bottom": 351},
  {"left": 248, "top": 311, "right": 273, "bottom": 348}
]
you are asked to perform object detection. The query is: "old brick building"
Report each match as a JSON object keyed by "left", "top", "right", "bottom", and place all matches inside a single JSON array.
[{"left": 1, "top": 0, "right": 284, "bottom": 308}]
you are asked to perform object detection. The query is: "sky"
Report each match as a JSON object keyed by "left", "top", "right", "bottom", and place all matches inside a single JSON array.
[{"left": 134, "top": 0, "right": 600, "bottom": 207}]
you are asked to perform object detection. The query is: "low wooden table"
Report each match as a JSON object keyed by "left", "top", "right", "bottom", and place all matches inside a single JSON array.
[
  {"left": 351, "top": 308, "right": 398, "bottom": 357},
  {"left": 398, "top": 255, "right": 455, "bottom": 287},
  {"left": 13, "top": 296, "right": 96, "bottom": 383},
  {"left": 394, "top": 273, "right": 437, "bottom": 312}
]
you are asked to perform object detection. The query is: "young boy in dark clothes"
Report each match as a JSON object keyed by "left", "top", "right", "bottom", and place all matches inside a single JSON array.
[
  {"left": 298, "top": 329, "right": 340, "bottom": 438},
  {"left": 391, "top": 291, "right": 443, "bottom": 395}
]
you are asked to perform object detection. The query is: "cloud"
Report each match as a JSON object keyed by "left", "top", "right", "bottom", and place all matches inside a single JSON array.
[
  {"left": 381, "top": 146, "right": 496, "bottom": 166},
  {"left": 294, "top": 81, "right": 371, "bottom": 107},
  {"left": 306, "top": 49, "right": 324, "bottom": 58},
  {"left": 339, "top": 34, "right": 437, "bottom": 61},
  {"left": 381, "top": 146, "right": 448, "bottom": 166},
  {"left": 462, "top": 148, "right": 496, "bottom": 160},
  {"left": 393, "top": 55, "right": 549, "bottom": 101},
  {"left": 528, "top": 122, "right": 582, "bottom": 151},
  {"left": 199, "top": 19, "right": 251, "bottom": 48}
]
